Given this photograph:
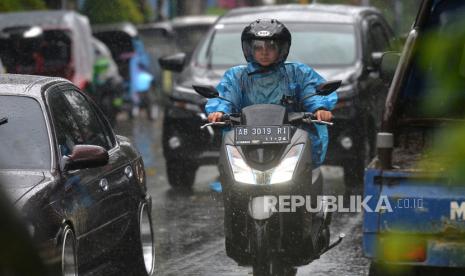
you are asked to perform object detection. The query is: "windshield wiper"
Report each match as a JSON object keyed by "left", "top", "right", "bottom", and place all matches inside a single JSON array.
[{"left": 0, "top": 117, "right": 7, "bottom": 126}]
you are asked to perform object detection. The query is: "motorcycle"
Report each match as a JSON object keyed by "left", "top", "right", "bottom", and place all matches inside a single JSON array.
[{"left": 193, "top": 81, "right": 345, "bottom": 276}]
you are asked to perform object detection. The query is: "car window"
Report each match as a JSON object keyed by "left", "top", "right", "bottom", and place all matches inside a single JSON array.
[
  {"left": 196, "top": 23, "right": 357, "bottom": 68},
  {"left": 0, "top": 96, "right": 51, "bottom": 170},
  {"left": 62, "top": 90, "right": 113, "bottom": 150},
  {"left": 48, "top": 91, "right": 86, "bottom": 157}
]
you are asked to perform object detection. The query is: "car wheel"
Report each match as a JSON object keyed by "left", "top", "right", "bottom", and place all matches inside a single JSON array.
[
  {"left": 166, "top": 161, "right": 197, "bottom": 189},
  {"left": 60, "top": 225, "right": 78, "bottom": 276},
  {"left": 138, "top": 202, "right": 155, "bottom": 275},
  {"left": 124, "top": 202, "right": 155, "bottom": 275}
]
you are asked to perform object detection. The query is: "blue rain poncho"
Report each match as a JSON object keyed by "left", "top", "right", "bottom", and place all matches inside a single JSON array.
[{"left": 205, "top": 61, "right": 338, "bottom": 166}]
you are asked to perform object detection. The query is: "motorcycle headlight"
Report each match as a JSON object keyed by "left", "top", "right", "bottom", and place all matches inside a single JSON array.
[
  {"left": 226, "top": 145, "right": 256, "bottom": 184},
  {"left": 226, "top": 144, "right": 304, "bottom": 185},
  {"left": 269, "top": 144, "right": 304, "bottom": 184}
]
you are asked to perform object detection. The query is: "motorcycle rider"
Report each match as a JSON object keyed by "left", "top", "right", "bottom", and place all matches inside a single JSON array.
[{"left": 206, "top": 19, "right": 338, "bottom": 166}]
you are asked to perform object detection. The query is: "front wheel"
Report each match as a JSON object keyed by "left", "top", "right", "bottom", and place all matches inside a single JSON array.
[
  {"left": 126, "top": 202, "right": 155, "bottom": 275},
  {"left": 251, "top": 221, "right": 296, "bottom": 276},
  {"left": 136, "top": 203, "right": 155, "bottom": 275}
]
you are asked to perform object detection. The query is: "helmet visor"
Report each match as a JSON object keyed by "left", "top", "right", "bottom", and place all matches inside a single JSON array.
[
  {"left": 252, "top": 40, "right": 279, "bottom": 52},
  {"left": 242, "top": 39, "right": 289, "bottom": 65}
]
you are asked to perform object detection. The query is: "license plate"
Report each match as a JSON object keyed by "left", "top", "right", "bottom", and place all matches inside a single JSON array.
[{"left": 234, "top": 126, "right": 290, "bottom": 145}]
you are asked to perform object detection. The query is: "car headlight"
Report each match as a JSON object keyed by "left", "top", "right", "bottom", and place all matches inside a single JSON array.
[
  {"left": 226, "top": 144, "right": 304, "bottom": 185},
  {"left": 133, "top": 158, "right": 146, "bottom": 189}
]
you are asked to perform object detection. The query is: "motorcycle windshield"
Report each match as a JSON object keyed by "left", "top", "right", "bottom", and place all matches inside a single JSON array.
[{"left": 241, "top": 104, "right": 287, "bottom": 126}]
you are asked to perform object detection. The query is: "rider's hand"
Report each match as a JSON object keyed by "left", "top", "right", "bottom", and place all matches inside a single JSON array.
[
  {"left": 315, "top": 110, "right": 333, "bottom": 122},
  {"left": 208, "top": 112, "right": 224, "bottom": 123}
]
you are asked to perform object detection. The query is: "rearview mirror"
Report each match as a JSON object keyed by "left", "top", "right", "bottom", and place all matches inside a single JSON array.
[
  {"left": 192, "top": 85, "right": 219, "bottom": 98},
  {"left": 62, "top": 145, "right": 109, "bottom": 171},
  {"left": 316, "top": 80, "right": 341, "bottom": 95},
  {"left": 380, "top": 52, "right": 400, "bottom": 83},
  {"left": 158, "top": 53, "right": 186, "bottom": 72}
]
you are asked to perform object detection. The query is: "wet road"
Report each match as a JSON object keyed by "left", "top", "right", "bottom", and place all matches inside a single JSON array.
[{"left": 116, "top": 115, "right": 369, "bottom": 276}]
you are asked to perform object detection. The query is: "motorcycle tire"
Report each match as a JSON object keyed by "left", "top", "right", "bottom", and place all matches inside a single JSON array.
[{"left": 252, "top": 220, "right": 270, "bottom": 276}]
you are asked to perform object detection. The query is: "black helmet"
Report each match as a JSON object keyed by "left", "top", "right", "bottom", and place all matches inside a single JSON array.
[{"left": 241, "top": 19, "right": 291, "bottom": 64}]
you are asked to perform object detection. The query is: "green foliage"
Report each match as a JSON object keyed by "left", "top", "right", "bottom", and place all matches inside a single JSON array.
[
  {"left": 81, "top": 0, "right": 144, "bottom": 24},
  {"left": 0, "top": 0, "right": 46, "bottom": 12},
  {"left": 417, "top": 18, "right": 465, "bottom": 183},
  {"left": 206, "top": 7, "right": 227, "bottom": 16}
]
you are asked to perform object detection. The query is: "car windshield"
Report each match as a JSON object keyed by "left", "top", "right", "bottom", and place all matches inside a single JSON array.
[
  {"left": 139, "top": 28, "right": 177, "bottom": 58},
  {"left": 0, "top": 30, "right": 72, "bottom": 78},
  {"left": 195, "top": 22, "right": 357, "bottom": 68},
  {"left": 174, "top": 25, "right": 212, "bottom": 55},
  {"left": 0, "top": 96, "right": 51, "bottom": 170},
  {"left": 94, "top": 31, "right": 134, "bottom": 61}
]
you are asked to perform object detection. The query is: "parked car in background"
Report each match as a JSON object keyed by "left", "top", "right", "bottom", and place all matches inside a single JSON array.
[
  {"left": 138, "top": 15, "right": 218, "bottom": 102},
  {"left": 0, "top": 11, "right": 94, "bottom": 90},
  {"left": 159, "top": 4, "right": 394, "bottom": 188},
  {"left": 364, "top": 0, "right": 465, "bottom": 274},
  {"left": 0, "top": 74, "right": 155, "bottom": 276},
  {"left": 93, "top": 22, "right": 153, "bottom": 117}
]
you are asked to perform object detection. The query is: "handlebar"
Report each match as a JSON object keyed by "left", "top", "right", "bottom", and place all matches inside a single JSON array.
[
  {"left": 200, "top": 112, "right": 333, "bottom": 129},
  {"left": 302, "top": 118, "right": 334, "bottom": 126},
  {"left": 200, "top": 121, "right": 228, "bottom": 129}
]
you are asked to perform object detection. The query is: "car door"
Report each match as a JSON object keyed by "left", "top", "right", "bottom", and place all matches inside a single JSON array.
[
  {"left": 47, "top": 85, "right": 133, "bottom": 262},
  {"left": 361, "top": 15, "right": 393, "bottom": 130}
]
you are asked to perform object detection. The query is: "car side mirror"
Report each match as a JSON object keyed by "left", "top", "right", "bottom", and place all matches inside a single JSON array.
[
  {"left": 379, "top": 52, "right": 400, "bottom": 83},
  {"left": 62, "top": 145, "right": 109, "bottom": 171},
  {"left": 192, "top": 85, "right": 219, "bottom": 98},
  {"left": 316, "top": 80, "right": 341, "bottom": 95},
  {"left": 158, "top": 52, "right": 186, "bottom": 72}
]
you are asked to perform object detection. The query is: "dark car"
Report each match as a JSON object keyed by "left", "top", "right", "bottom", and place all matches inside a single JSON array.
[
  {"left": 0, "top": 185, "right": 48, "bottom": 276},
  {"left": 0, "top": 74, "right": 154, "bottom": 275},
  {"left": 159, "top": 4, "right": 395, "bottom": 188}
]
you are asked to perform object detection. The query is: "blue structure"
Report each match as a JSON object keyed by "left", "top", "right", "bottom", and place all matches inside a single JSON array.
[{"left": 363, "top": 0, "right": 465, "bottom": 270}]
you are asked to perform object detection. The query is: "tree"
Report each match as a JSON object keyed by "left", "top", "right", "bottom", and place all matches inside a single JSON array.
[
  {"left": 81, "top": 0, "right": 144, "bottom": 24},
  {"left": 0, "top": 0, "right": 46, "bottom": 12}
]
